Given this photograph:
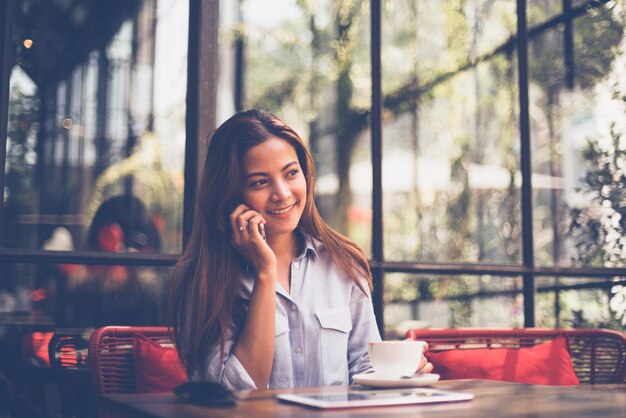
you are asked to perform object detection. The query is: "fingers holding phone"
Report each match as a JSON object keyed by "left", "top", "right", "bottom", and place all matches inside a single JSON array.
[
  {"left": 229, "top": 203, "right": 265, "bottom": 239},
  {"left": 237, "top": 212, "right": 266, "bottom": 241},
  {"left": 229, "top": 203, "right": 274, "bottom": 273}
]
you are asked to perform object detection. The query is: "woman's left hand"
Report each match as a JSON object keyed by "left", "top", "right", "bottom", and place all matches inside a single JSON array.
[
  {"left": 417, "top": 354, "right": 434, "bottom": 374},
  {"left": 406, "top": 340, "right": 434, "bottom": 374}
]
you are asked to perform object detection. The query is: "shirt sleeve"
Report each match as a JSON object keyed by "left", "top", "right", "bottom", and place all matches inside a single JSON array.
[
  {"left": 347, "top": 278, "right": 382, "bottom": 382},
  {"left": 189, "top": 305, "right": 258, "bottom": 390},
  {"left": 203, "top": 338, "right": 258, "bottom": 390}
]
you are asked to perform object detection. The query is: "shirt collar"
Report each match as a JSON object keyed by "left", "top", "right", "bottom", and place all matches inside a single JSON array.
[{"left": 297, "top": 229, "right": 321, "bottom": 261}]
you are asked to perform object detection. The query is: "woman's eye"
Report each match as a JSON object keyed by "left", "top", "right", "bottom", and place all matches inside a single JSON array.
[
  {"left": 251, "top": 179, "right": 268, "bottom": 188},
  {"left": 287, "top": 169, "right": 299, "bottom": 177}
]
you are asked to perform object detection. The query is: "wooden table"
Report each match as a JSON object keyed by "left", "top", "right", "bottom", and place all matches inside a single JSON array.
[{"left": 101, "top": 379, "right": 626, "bottom": 418}]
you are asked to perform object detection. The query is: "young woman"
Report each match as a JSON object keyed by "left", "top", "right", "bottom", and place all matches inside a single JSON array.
[{"left": 169, "top": 110, "right": 429, "bottom": 390}]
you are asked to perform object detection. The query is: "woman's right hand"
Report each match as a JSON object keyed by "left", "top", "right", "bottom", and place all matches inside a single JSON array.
[{"left": 229, "top": 203, "right": 276, "bottom": 278}]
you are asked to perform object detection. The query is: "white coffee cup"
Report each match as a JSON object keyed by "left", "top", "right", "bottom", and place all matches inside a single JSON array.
[{"left": 368, "top": 340, "right": 427, "bottom": 378}]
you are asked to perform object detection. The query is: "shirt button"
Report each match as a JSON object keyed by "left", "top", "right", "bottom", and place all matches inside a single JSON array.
[
  {"left": 295, "top": 346, "right": 302, "bottom": 353},
  {"left": 291, "top": 304, "right": 297, "bottom": 311},
  {"left": 293, "top": 261, "right": 299, "bottom": 268}
]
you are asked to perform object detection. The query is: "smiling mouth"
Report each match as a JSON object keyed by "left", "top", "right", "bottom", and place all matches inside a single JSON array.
[{"left": 268, "top": 203, "right": 296, "bottom": 215}]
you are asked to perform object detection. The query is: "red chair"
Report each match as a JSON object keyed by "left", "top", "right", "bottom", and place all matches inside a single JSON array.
[
  {"left": 405, "top": 328, "right": 626, "bottom": 384},
  {"left": 88, "top": 326, "right": 174, "bottom": 395}
]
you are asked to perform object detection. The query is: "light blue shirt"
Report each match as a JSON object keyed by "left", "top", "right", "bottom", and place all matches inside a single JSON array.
[{"left": 192, "top": 234, "right": 381, "bottom": 389}]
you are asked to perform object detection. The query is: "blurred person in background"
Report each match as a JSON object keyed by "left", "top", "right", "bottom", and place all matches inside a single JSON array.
[{"left": 65, "top": 195, "right": 163, "bottom": 326}]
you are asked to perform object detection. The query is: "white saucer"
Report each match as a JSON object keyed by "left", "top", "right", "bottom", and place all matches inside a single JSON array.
[{"left": 353, "top": 372, "right": 440, "bottom": 388}]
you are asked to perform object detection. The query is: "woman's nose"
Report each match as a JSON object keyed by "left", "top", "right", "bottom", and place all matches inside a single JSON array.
[{"left": 271, "top": 180, "right": 291, "bottom": 201}]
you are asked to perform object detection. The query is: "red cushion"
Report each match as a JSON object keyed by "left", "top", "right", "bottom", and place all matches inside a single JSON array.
[
  {"left": 133, "top": 334, "right": 186, "bottom": 393},
  {"left": 426, "top": 336, "right": 580, "bottom": 385}
]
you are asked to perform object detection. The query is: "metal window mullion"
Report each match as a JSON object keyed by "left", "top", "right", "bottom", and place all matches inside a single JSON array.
[
  {"left": 517, "top": 0, "right": 535, "bottom": 327},
  {"left": 378, "top": 261, "right": 626, "bottom": 278},
  {"left": 184, "top": 1, "right": 200, "bottom": 247},
  {"left": 183, "top": 0, "right": 219, "bottom": 247},
  {"left": 0, "top": 248, "right": 178, "bottom": 266},
  {"left": 563, "top": 0, "right": 575, "bottom": 89},
  {"left": 0, "top": 0, "right": 14, "bottom": 246},
  {"left": 370, "top": 0, "right": 384, "bottom": 336}
]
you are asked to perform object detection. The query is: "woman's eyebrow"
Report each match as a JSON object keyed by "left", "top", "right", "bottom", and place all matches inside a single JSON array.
[
  {"left": 281, "top": 161, "right": 299, "bottom": 171},
  {"left": 244, "top": 161, "right": 298, "bottom": 179}
]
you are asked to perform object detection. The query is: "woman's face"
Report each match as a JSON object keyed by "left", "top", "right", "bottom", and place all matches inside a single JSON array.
[{"left": 240, "top": 137, "right": 307, "bottom": 238}]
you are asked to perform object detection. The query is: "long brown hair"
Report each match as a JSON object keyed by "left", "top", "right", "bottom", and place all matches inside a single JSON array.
[{"left": 168, "top": 109, "right": 372, "bottom": 375}]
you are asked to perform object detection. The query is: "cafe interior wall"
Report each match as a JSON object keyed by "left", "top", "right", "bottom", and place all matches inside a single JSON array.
[{"left": 0, "top": 0, "right": 626, "bottom": 416}]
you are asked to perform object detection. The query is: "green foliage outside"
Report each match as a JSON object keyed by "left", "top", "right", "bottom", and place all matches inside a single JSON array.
[{"left": 236, "top": 0, "right": 626, "bottom": 332}]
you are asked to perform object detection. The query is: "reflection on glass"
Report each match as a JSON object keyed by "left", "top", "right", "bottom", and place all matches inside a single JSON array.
[
  {"left": 382, "top": 0, "right": 516, "bottom": 94},
  {"left": 383, "top": 274, "right": 523, "bottom": 337},
  {"left": 527, "top": 0, "right": 562, "bottom": 27},
  {"left": 561, "top": 287, "right": 615, "bottom": 327},
  {"left": 528, "top": 2, "right": 625, "bottom": 267},
  {"left": 218, "top": 0, "right": 372, "bottom": 252},
  {"left": 5, "top": 0, "right": 187, "bottom": 253},
  {"left": 0, "top": 260, "right": 171, "bottom": 374},
  {"left": 382, "top": 0, "right": 520, "bottom": 263},
  {"left": 0, "top": 262, "right": 172, "bottom": 328},
  {"left": 535, "top": 276, "right": 626, "bottom": 329}
]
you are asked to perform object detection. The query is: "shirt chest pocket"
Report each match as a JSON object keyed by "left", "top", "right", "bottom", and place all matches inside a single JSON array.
[
  {"left": 315, "top": 307, "right": 353, "bottom": 385},
  {"left": 274, "top": 315, "right": 290, "bottom": 358}
]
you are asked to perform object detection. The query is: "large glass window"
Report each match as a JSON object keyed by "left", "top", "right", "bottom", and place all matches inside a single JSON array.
[
  {"left": 5, "top": 0, "right": 187, "bottom": 254},
  {"left": 381, "top": 1, "right": 520, "bottom": 264},
  {"left": 0, "top": 261, "right": 171, "bottom": 328},
  {"left": 528, "top": 0, "right": 625, "bottom": 268},
  {"left": 1, "top": 0, "right": 188, "bottom": 373},
  {"left": 377, "top": 0, "right": 625, "bottom": 335},
  {"left": 2, "top": 0, "right": 625, "bottom": 352}
]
